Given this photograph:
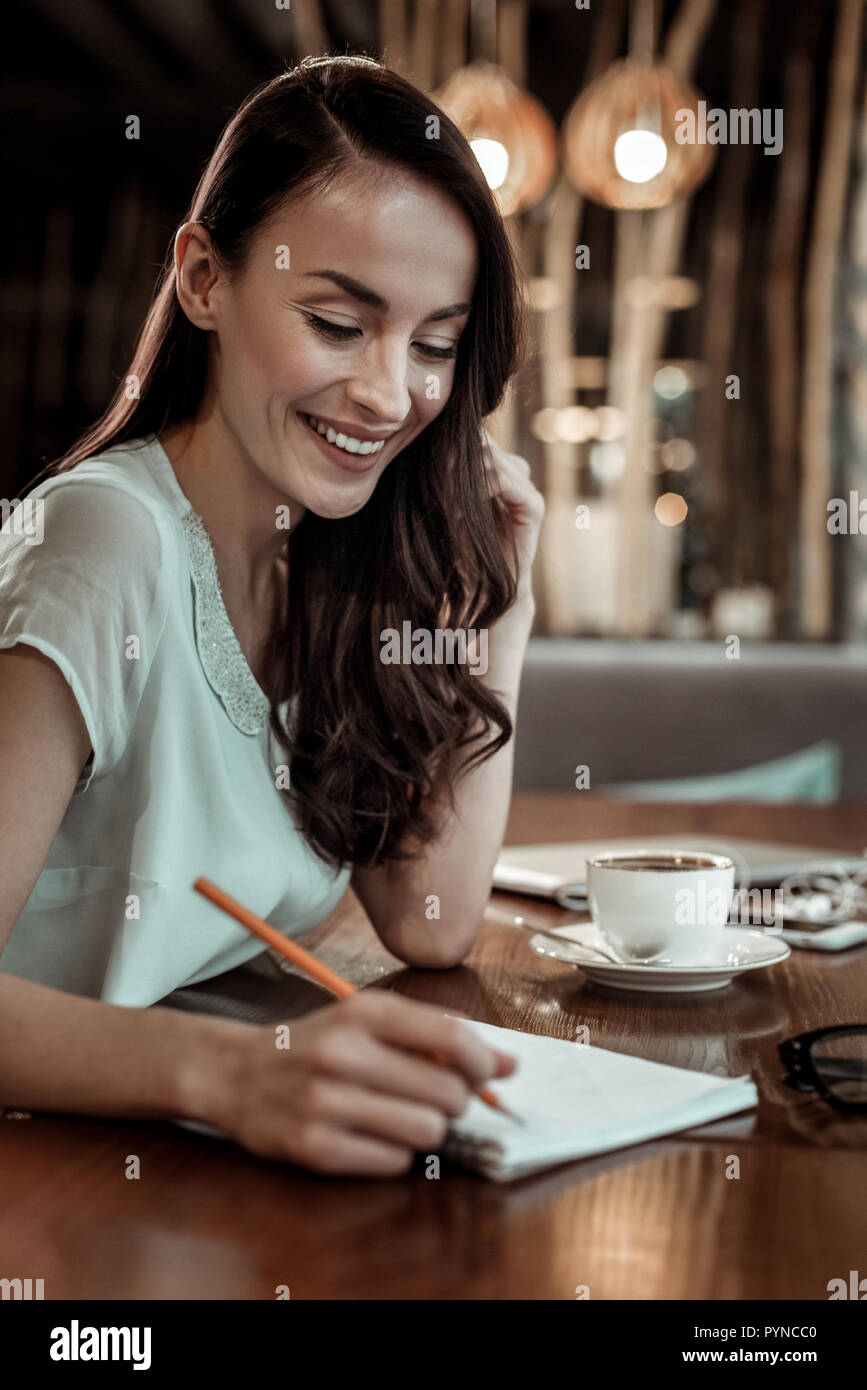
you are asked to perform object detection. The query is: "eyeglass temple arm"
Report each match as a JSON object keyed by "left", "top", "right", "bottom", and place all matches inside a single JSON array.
[{"left": 807, "top": 1057, "right": 866, "bottom": 1081}]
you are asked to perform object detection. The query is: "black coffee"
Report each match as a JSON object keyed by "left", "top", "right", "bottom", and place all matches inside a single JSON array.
[{"left": 590, "top": 855, "right": 723, "bottom": 872}]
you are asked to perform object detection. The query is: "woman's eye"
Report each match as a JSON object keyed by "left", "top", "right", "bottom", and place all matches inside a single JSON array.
[
  {"left": 417, "top": 342, "right": 458, "bottom": 361},
  {"left": 304, "top": 313, "right": 359, "bottom": 342},
  {"left": 304, "top": 312, "right": 457, "bottom": 361}
]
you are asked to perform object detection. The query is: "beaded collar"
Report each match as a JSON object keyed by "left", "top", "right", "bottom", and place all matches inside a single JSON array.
[{"left": 180, "top": 508, "right": 272, "bottom": 735}]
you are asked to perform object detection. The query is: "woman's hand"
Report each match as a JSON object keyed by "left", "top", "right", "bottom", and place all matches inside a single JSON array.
[
  {"left": 205, "top": 991, "right": 517, "bottom": 1176},
  {"left": 481, "top": 429, "right": 545, "bottom": 607}
]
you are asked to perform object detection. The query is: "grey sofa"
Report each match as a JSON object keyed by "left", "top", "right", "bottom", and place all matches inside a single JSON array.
[{"left": 512, "top": 640, "right": 867, "bottom": 798}]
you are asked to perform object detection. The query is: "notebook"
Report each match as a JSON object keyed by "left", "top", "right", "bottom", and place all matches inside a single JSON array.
[
  {"left": 441, "top": 1019, "right": 758, "bottom": 1181},
  {"left": 172, "top": 1018, "right": 757, "bottom": 1181},
  {"left": 493, "top": 836, "right": 866, "bottom": 909}
]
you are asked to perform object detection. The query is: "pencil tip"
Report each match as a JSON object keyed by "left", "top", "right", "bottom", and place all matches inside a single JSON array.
[{"left": 501, "top": 1103, "right": 526, "bottom": 1127}]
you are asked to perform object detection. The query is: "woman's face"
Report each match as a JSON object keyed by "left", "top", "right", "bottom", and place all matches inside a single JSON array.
[{"left": 197, "top": 167, "right": 479, "bottom": 521}]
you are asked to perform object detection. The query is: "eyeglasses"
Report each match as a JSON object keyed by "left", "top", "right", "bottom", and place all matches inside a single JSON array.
[{"left": 779, "top": 1026, "right": 867, "bottom": 1113}]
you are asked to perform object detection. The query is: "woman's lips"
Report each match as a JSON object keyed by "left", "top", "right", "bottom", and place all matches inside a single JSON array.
[{"left": 297, "top": 410, "right": 386, "bottom": 473}]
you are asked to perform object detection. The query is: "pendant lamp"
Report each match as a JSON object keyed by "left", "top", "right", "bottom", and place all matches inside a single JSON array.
[
  {"left": 561, "top": 0, "right": 715, "bottom": 211},
  {"left": 434, "top": 60, "right": 558, "bottom": 217}
]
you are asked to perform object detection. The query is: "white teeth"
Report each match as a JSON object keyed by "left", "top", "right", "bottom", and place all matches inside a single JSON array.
[{"left": 303, "top": 414, "right": 385, "bottom": 456}]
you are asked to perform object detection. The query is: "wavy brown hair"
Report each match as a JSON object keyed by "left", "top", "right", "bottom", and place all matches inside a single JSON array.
[{"left": 22, "top": 54, "right": 528, "bottom": 871}]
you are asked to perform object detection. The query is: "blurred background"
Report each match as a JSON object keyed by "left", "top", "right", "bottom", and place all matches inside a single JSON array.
[{"left": 3, "top": 0, "right": 866, "bottom": 799}]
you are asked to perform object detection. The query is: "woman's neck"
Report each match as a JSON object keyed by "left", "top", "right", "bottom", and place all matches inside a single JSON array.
[{"left": 158, "top": 416, "right": 297, "bottom": 609}]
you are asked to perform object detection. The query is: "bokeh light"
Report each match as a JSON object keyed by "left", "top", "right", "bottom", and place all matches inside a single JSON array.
[
  {"left": 654, "top": 365, "right": 690, "bottom": 399},
  {"left": 471, "top": 138, "right": 510, "bottom": 190},
  {"left": 589, "top": 441, "right": 626, "bottom": 484},
  {"left": 559, "top": 406, "right": 596, "bottom": 442},
  {"left": 655, "top": 492, "right": 688, "bottom": 526},
  {"left": 530, "top": 407, "right": 560, "bottom": 444},
  {"left": 613, "top": 129, "right": 668, "bottom": 184},
  {"left": 661, "top": 438, "right": 697, "bottom": 471},
  {"left": 594, "top": 405, "right": 626, "bottom": 441}
]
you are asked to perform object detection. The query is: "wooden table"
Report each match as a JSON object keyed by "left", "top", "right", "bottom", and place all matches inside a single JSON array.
[{"left": 1, "top": 798, "right": 866, "bottom": 1300}]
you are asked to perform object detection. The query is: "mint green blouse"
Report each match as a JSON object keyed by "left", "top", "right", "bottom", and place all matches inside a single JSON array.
[{"left": 0, "top": 434, "right": 351, "bottom": 1005}]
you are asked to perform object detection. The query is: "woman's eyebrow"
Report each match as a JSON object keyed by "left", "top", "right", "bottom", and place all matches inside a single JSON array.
[{"left": 300, "top": 269, "right": 471, "bottom": 322}]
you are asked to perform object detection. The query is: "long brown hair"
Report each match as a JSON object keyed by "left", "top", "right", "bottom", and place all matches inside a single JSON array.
[{"left": 24, "top": 55, "right": 528, "bottom": 870}]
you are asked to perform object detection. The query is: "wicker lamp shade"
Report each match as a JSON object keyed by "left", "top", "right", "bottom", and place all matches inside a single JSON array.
[
  {"left": 433, "top": 61, "right": 558, "bottom": 217},
  {"left": 562, "top": 59, "right": 716, "bottom": 211}
]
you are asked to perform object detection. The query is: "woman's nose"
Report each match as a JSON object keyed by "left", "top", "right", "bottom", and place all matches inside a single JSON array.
[{"left": 346, "top": 341, "right": 413, "bottom": 423}]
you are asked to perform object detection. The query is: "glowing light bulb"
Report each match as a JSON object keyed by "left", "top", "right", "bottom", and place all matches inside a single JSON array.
[
  {"left": 471, "top": 138, "right": 510, "bottom": 191},
  {"left": 613, "top": 130, "right": 668, "bottom": 184}
]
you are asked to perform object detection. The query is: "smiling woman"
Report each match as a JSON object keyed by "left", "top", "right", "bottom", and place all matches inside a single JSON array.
[
  {"left": 0, "top": 55, "right": 531, "bottom": 1177},
  {"left": 22, "top": 53, "right": 527, "bottom": 870}
]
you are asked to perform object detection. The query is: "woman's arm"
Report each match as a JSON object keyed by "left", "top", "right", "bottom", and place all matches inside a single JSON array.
[
  {"left": 0, "top": 644, "right": 237, "bottom": 1119},
  {"left": 352, "top": 432, "right": 544, "bottom": 968},
  {"left": 0, "top": 969, "right": 246, "bottom": 1121},
  {"left": 351, "top": 596, "right": 535, "bottom": 967},
  {"left": 0, "top": 646, "right": 516, "bottom": 1173}
]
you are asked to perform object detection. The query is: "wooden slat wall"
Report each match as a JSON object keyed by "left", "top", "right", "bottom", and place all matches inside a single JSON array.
[
  {"left": 763, "top": 13, "right": 814, "bottom": 636},
  {"left": 611, "top": 0, "right": 718, "bottom": 636},
  {"left": 799, "top": 0, "right": 865, "bottom": 638},
  {"left": 380, "top": 0, "right": 410, "bottom": 74},
  {"left": 843, "top": 86, "right": 867, "bottom": 640},
  {"left": 538, "top": 0, "right": 625, "bottom": 634},
  {"left": 695, "top": 0, "right": 761, "bottom": 595}
]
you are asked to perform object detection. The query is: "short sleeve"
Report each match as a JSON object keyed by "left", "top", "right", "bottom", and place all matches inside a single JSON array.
[{"left": 0, "top": 477, "right": 176, "bottom": 795}]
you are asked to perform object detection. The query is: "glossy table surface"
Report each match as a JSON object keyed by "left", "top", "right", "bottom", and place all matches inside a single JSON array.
[{"left": 1, "top": 797, "right": 865, "bottom": 1299}]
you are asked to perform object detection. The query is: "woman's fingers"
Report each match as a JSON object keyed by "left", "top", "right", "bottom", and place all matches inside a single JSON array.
[
  {"left": 221, "top": 996, "right": 520, "bottom": 1176},
  {"left": 285, "top": 1120, "right": 416, "bottom": 1177},
  {"left": 308, "top": 1019, "right": 518, "bottom": 1115},
  {"left": 335, "top": 991, "right": 514, "bottom": 1092},
  {"left": 296, "top": 1077, "right": 451, "bottom": 1153},
  {"left": 310, "top": 1026, "right": 471, "bottom": 1115},
  {"left": 481, "top": 429, "right": 532, "bottom": 477},
  {"left": 491, "top": 1048, "right": 519, "bottom": 1077}
]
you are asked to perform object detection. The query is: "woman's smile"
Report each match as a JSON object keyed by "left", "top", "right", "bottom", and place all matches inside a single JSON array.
[{"left": 295, "top": 407, "right": 396, "bottom": 474}]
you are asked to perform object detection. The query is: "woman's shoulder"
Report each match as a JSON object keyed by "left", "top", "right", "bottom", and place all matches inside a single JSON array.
[
  {"left": 0, "top": 439, "right": 187, "bottom": 634},
  {"left": 8, "top": 437, "right": 184, "bottom": 577},
  {"left": 0, "top": 439, "right": 186, "bottom": 785},
  {"left": 27, "top": 435, "right": 178, "bottom": 528}
]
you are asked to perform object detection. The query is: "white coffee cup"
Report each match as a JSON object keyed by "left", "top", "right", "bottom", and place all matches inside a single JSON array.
[{"left": 586, "top": 850, "right": 736, "bottom": 965}]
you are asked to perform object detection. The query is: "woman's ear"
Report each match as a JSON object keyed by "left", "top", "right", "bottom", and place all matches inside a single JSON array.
[{"left": 173, "top": 221, "right": 223, "bottom": 332}]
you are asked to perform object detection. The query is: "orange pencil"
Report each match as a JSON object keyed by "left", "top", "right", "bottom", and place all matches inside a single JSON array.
[{"left": 193, "top": 876, "right": 522, "bottom": 1125}]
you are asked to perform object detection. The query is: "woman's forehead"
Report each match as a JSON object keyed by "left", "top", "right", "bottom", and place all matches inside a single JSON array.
[{"left": 257, "top": 175, "right": 479, "bottom": 293}]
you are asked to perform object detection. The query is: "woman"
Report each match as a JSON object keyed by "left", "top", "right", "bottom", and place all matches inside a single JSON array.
[{"left": 0, "top": 56, "right": 544, "bottom": 1175}]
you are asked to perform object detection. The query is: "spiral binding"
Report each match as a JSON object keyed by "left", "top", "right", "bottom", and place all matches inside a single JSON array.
[{"left": 442, "top": 1126, "right": 504, "bottom": 1175}]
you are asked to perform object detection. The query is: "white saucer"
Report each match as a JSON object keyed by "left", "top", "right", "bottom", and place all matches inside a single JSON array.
[{"left": 528, "top": 922, "right": 791, "bottom": 993}]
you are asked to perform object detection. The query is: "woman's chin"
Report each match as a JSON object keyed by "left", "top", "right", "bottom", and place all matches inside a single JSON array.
[{"left": 301, "top": 483, "right": 376, "bottom": 521}]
